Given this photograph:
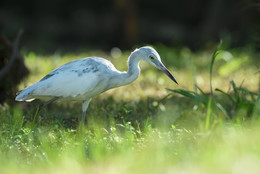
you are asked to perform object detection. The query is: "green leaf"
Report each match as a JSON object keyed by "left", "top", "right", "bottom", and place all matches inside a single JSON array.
[
  {"left": 215, "top": 88, "right": 235, "bottom": 104},
  {"left": 231, "top": 80, "right": 240, "bottom": 103}
]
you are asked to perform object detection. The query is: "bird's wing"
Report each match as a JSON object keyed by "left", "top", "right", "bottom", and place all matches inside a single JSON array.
[{"left": 30, "top": 57, "right": 115, "bottom": 98}]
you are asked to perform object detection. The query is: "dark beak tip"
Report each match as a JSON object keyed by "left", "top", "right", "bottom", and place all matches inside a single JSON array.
[
  {"left": 172, "top": 78, "right": 179, "bottom": 85},
  {"left": 158, "top": 63, "right": 178, "bottom": 85},
  {"left": 168, "top": 74, "right": 178, "bottom": 85}
]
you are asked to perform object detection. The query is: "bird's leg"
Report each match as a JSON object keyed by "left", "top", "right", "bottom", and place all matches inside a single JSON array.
[
  {"left": 33, "top": 97, "right": 59, "bottom": 122},
  {"left": 40, "top": 97, "right": 59, "bottom": 109},
  {"left": 81, "top": 98, "right": 92, "bottom": 124}
]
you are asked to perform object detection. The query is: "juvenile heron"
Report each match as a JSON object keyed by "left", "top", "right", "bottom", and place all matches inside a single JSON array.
[{"left": 15, "top": 46, "right": 178, "bottom": 122}]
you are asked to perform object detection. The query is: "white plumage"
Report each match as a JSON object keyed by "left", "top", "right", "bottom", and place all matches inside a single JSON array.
[{"left": 16, "top": 46, "right": 178, "bottom": 122}]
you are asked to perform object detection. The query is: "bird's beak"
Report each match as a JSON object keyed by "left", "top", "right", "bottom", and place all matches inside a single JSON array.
[{"left": 157, "top": 62, "right": 178, "bottom": 85}]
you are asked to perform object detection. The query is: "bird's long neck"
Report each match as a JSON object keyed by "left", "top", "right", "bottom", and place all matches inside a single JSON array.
[
  {"left": 106, "top": 51, "right": 141, "bottom": 90},
  {"left": 115, "top": 52, "right": 141, "bottom": 87},
  {"left": 126, "top": 52, "right": 141, "bottom": 81}
]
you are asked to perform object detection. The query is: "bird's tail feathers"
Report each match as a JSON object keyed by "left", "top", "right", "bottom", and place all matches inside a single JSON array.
[{"left": 15, "top": 86, "right": 35, "bottom": 102}]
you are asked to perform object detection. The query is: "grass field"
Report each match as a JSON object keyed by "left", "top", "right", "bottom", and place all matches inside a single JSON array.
[{"left": 0, "top": 44, "right": 260, "bottom": 174}]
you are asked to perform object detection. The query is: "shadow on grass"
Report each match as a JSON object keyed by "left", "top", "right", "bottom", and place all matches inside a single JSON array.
[{"left": 10, "top": 95, "right": 190, "bottom": 130}]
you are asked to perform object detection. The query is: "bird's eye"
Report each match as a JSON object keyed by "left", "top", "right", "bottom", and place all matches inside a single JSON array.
[{"left": 149, "top": 56, "right": 155, "bottom": 60}]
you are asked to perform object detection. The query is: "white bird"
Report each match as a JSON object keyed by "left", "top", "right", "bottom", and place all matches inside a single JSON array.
[{"left": 15, "top": 46, "right": 178, "bottom": 123}]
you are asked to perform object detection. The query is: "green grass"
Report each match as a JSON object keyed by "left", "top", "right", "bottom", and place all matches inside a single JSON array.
[{"left": 0, "top": 44, "right": 260, "bottom": 174}]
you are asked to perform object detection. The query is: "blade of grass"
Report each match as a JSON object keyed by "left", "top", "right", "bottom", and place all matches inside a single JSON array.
[
  {"left": 196, "top": 85, "right": 209, "bottom": 99},
  {"left": 167, "top": 88, "right": 208, "bottom": 104},
  {"left": 205, "top": 97, "right": 212, "bottom": 131},
  {"left": 231, "top": 80, "right": 240, "bottom": 104},
  {"left": 215, "top": 88, "right": 236, "bottom": 104},
  {"left": 210, "top": 49, "right": 220, "bottom": 96},
  {"left": 216, "top": 103, "right": 229, "bottom": 118},
  {"left": 240, "top": 87, "right": 258, "bottom": 102},
  {"left": 33, "top": 107, "right": 40, "bottom": 124},
  {"left": 167, "top": 89, "right": 196, "bottom": 99}
]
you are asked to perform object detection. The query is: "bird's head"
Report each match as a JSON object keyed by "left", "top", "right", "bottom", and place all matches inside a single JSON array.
[{"left": 136, "top": 46, "right": 178, "bottom": 85}]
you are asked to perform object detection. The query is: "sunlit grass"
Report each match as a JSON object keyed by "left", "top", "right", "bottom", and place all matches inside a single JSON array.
[{"left": 1, "top": 44, "right": 260, "bottom": 173}]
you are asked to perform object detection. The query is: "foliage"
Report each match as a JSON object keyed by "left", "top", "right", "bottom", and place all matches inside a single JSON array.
[
  {"left": 0, "top": 45, "right": 260, "bottom": 173},
  {"left": 167, "top": 45, "right": 260, "bottom": 130}
]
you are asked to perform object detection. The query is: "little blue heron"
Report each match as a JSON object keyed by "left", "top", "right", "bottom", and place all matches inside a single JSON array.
[{"left": 15, "top": 46, "right": 178, "bottom": 123}]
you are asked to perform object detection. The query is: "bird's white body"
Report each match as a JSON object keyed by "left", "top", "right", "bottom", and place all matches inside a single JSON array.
[
  {"left": 16, "top": 46, "right": 178, "bottom": 122},
  {"left": 16, "top": 57, "right": 134, "bottom": 102}
]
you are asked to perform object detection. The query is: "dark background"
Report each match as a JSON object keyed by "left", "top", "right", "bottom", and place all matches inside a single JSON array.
[{"left": 0, "top": 0, "right": 259, "bottom": 52}]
